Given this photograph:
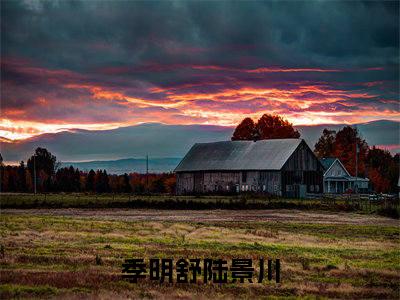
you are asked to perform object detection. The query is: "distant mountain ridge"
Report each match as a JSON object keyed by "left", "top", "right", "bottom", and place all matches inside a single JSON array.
[
  {"left": 61, "top": 157, "right": 181, "bottom": 174},
  {"left": 1, "top": 120, "right": 399, "bottom": 172}
]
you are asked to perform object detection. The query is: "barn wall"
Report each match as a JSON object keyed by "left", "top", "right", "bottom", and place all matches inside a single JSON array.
[
  {"left": 176, "top": 170, "right": 281, "bottom": 195},
  {"left": 176, "top": 172, "right": 194, "bottom": 194},
  {"left": 281, "top": 141, "right": 323, "bottom": 197},
  {"left": 203, "top": 171, "right": 240, "bottom": 192}
]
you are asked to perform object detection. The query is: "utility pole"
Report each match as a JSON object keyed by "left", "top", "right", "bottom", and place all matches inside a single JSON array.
[
  {"left": 33, "top": 154, "right": 37, "bottom": 194},
  {"left": 146, "top": 154, "right": 149, "bottom": 192},
  {"left": 355, "top": 143, "right": 359, "bottom": 194},
  {"left": 354, "top": 125, "right": 358, "bottom": 194}
]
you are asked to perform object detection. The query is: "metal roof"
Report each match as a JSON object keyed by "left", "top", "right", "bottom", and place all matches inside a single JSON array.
[{"left": 174, "top": 139, "right": 303, "bottom": 172}]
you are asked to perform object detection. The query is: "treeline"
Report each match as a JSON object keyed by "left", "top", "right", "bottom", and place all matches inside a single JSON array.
[
  {"left": 0, "top": 148, "right": 175, "bottom": 194},
  {"left": 314, "top": 126, "right": 399, "bottom": 193}
]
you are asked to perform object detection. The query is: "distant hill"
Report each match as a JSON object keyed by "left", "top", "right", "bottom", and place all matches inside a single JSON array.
[
  {"left": 61, "top": 157, "right": 181, "bottom": 174},
  {"left": 1, "top": 120, "right": 398, "bottom": 171}
]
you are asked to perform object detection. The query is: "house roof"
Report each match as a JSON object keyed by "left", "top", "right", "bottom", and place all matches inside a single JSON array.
[
  {"left": 174, "top": 139, "right": 303, "bottom": 172},
  {"left": 320, "top": 157, "right": 352, "bottom": 177},
  {"left": 319, "top": 157, "right": 337, "bottom": 171}
]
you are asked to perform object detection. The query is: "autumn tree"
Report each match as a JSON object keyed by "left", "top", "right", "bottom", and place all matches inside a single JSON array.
[
  {"left": 366, "top": 147, "right": 399, "bottom": 193},
  {"left": 256, "top": 114, "right": 300, "bottom": 140},
  {"left": 334, "top": 126, "right": 368, "bottom": 177},
  {"left": 95, "top": 170, "right": 111, "bottom": 193},
  {"left": 122, "top": 173, "right": 132, "bottom": 193},
  {"left": 314, "top": 129, "right": 336, "bottom": 158},
  {"left": 232, "top": 114, "right": 300, "bottom": 141},
  {"left": 231, "top": 117, "right": 255, "bottom": 140}
]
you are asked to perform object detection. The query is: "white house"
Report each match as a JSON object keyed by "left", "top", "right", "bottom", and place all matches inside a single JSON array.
[{"left": 320, "top": 158, "right": 369, "bottom": 194}]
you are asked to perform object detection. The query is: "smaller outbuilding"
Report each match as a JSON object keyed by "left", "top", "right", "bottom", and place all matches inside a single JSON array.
[{"left": 320, "top": 157, "right": 369, "bottom": 194}]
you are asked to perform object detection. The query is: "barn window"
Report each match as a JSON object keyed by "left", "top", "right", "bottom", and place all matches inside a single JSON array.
[{"left": 242, "top": 172, "right": 247, "bottom": 183}]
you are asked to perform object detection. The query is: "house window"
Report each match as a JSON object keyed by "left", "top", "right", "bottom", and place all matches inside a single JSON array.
[
  {"left": 242, "top": 172, "right": 247, "bottom": 183},
  {"left": 241, "top": 185, "right": 245, "bottom": 191},
  {"left": 310, "top": 185, "right": 314, "bottom": 192},
  {"left": 315, "top": 185, "right": 319, "bottom": 192},
  {"left": 245, "top": 185, "right": 249, "bottom": 191},
  {"left": 226, "top": 185, "right": 230, "bottom": 191},
  {"left": 263, "top": 185, "right": 266, "bottom": 191}
]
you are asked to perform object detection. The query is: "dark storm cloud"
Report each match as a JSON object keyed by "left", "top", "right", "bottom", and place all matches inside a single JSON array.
[
  {"left": 0, "top": 0, "right": 399, "bottom": 140},
  {"left": 2, "top": 0, "right": 399, "bottom": 71}
]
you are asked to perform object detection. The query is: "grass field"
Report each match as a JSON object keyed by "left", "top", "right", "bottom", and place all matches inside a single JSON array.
[
  {"left": 1, "top": 208, "right": 399, "bottom": 299},
  {"left": 2, "top": 193, "right": 398, "bottom": 217}
]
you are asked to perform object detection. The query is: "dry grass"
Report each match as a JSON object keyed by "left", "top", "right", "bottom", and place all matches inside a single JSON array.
[{"left": 0, "top": 209, "right": 399, "bottom": 299}]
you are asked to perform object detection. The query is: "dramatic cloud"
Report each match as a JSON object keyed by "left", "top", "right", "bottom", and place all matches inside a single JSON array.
[{"left": 1, "top": 0, "right": 399, "bottom": 140}]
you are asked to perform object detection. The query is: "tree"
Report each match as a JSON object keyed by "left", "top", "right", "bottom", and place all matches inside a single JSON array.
[
  {"left": 231, "top": 117, "right": 256, "bottom": 140},
  {"left": 231, "top": 114, "right": 300, "bottom": 141},
  {"left": 368, "top": 168, "right": 390, "bottom": 193},
  {"left": 17, "top": 161, "right": 27, "bottom": 192},
  {"left": 366, "top": 147, "right": 399, "bottom": 193},
  {"left": 314, "top": 129, "right": 336, "bottom": 158},
  {"left": 164, "top": 176, "right": 176, "bottom": 194},
  {"left": 334, "top": 126, "right": 368, "bottom": 177},
  {"left": 314, "top": 126, "right": 368, "bottom": 177},
  {"left": 122, "top": 173, "right": 132, "bottom": 193},
  {"left": 95, "top": 170, "right": 110, "bottom": 193},
  {"left": 256, "top": 114, "right": 300, "bottom": 140},
  {"left": 86, "top": 169, "right": 96, "bottom": 192},
  {"left": 27, "top": 147, "right": 58, "bottom": 192}
]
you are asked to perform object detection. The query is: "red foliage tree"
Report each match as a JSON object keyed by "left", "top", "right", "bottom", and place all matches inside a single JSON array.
[
  {"left": 368, "top": 168, "right": 390, "bottom": 193},
  {"left": 232, "top": 114, "right": 300, "bottom": 141},
  {"left": 333, "top": 126, "right": 368, "bottom": 177},
  {"left": 256, "top": 114, "right": 300, "bottom": 140},
  {"left": 231, "top": 117, "right": 256, "bottom": 141}
]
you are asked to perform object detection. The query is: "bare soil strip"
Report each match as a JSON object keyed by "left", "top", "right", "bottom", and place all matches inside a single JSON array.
[{"left": 2, "top": 208, "right": 398, "bottom": 225}]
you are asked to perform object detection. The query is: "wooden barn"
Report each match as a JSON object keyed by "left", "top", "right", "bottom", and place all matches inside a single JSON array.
[{"left": 174, "top": 139, "right": 324, "bottom": 198}]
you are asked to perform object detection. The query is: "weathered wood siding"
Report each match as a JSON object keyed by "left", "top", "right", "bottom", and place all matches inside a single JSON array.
[
  {"left": 281, "top": 141, "right": 324, "bottom": 197},
  {"left": 175, "top": 140, "right": 323, "bottom": 197},
  {"left": 176, "top": 172, "right": 194, "bottom": 194},
  {"left": 176, "top": 170, "right": 281, "bottom": 195}
]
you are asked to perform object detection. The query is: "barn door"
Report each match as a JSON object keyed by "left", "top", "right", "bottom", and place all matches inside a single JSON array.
[
  {"left": 299, "top": 184, "right": 307, "bottom": 198},
  {"left": 193, "top": 172, "right": 203, "bottom": 193}
]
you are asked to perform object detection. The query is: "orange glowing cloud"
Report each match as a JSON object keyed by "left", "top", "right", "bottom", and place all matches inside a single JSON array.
[{"left": 1, "top": 58, "right": 399, "bottom": 141}]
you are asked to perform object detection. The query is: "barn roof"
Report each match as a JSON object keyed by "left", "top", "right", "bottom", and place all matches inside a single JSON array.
[{"left": 174, "top": 139, "right": 303, "bottom": 172}]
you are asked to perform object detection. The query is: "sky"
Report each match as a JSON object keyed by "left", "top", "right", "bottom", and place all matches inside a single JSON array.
[{"left": 1, "top": 0, "right": 399, "bottom": 141}]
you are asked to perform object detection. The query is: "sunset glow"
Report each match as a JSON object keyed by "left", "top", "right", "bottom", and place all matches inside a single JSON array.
[{"left": 1, "top": 1, "right": 399, "bottom": 142}]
